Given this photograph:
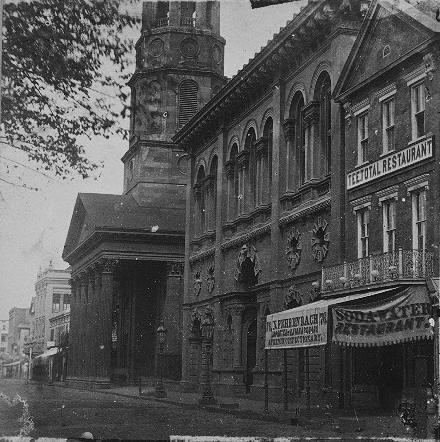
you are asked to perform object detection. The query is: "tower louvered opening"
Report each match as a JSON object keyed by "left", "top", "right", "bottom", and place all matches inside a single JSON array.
[{"left": 179, "top": 80, "right": 198, "bottom": 128}]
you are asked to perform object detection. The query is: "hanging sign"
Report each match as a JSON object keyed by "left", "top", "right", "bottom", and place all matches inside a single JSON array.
[
  {"left": 265, "top": 302, "right": 328, "bottom": 350},
  {"left": 332, "top": 286, "right": 433, "bottom": 347}
]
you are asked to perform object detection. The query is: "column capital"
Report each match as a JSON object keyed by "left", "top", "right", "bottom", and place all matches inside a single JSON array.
[
  {"left": 237, "top": 150, "right": 249, "bottom": 170},
  {"left": 282, "top": 118, "right": 295, "bottom": 140},
  {"left": 230, "top": 304, "right": 245, "bottom": 317},
  {"left": 100, "top": 258, "right": 118, "bottom": 274},
  {"left": 255, "top": 137, "right": 268, "bottom": 159},
  {"left": 224, "top": 160, "right": 235, "bottom": 178},
  {"left": 303, "top": 101, "right": 320, "bottom": 128},
  {"left": 167, "top": 262, "right": 184, "bottom": 277},
  {"left": 193, "top": 182, "right": 202, "bottom": 198}
]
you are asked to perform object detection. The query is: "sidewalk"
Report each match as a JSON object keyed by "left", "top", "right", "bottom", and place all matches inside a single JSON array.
[{"left": 52, "top": 379, "right": 416, "bottom": 439}]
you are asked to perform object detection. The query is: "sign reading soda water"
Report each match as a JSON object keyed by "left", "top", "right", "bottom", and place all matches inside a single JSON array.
[
  {"left": 332, "top": 287, "right": 433, "bottom": 347},
  {"left": 265, "top": 303, "right": 328, "bottom": 350}
]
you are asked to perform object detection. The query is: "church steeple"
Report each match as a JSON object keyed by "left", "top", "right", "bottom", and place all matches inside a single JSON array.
[{"left": 122, "top": 1, "right": 226, "bottom": 205}]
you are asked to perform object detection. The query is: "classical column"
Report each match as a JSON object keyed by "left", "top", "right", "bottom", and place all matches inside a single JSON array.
[
  {"left": 93, "top": 264, "right": 103, "bottom": 378},
  {"left": 68, "top": 277, "right": 78, "bottom": 378},
  {"left": 87, "top": 267, "right": 96, "bottom": 378},
  {"left": 231, "top": 306, "right": 244, "bottom": 368},
  {"left": 101, "top": 259, "right": 118, "bottom": 379},
  {"left": 282, "top": 119, "right": 295, "bottom": 191},
  {"left": 79, "top": 273, "right": 88, "bottom": 377},
  {"left": 303, "top": 101, "right": 320, "bottom": 182}
]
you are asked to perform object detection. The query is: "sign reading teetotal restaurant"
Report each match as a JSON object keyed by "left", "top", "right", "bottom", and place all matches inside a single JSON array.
[
  {"left": 347, "top": 135, "right": 433, "bottom": 190},
  {"left": 332, "top": 287, "right": 433, "bottom": 347},
  {"left": 265, "top": 302, "right": 328, "bottom": 350}
]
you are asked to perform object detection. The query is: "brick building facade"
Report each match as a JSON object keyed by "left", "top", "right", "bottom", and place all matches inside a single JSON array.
[{"left": 174, "top": 0, "right": 439, "bottom": 411}]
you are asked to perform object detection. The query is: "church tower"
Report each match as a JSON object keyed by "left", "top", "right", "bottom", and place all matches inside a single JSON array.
[{"left": 123, "top": 1, "right": 226, "bottom": 207}]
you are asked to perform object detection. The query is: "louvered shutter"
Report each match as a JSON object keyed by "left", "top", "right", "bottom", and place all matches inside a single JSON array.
[{"left": 179, "top": 80, "right": 198, "bottom": 128}]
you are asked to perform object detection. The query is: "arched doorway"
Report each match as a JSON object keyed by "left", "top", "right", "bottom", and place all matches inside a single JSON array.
[{"left": 245, "top": 319, "right": 257, "bottom": 393}]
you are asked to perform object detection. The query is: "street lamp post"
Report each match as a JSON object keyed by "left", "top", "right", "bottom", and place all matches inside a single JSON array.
[
  {"left": 199, "top": 315, "right": 217, "bottom": 405},
  {"left": 154, "top": 321, "right": 167, "bottom": 398}
]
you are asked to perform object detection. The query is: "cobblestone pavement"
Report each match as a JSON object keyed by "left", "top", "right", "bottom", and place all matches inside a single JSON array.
[{"left": 0, "top": 379, "right": 415, "bottom": 440}]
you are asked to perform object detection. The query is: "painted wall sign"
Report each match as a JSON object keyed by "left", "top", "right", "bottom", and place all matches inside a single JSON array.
[
  {"left": 265, "top": 304, "right": 328, "bottom": 349},
  {"left": 347, "top": 135, "right": 433, "bottom": 190},
  {"left": 332, "top": 286, "right": 433, "bottom": 347}
]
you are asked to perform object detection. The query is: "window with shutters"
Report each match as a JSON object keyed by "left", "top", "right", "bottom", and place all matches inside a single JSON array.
[{"left": 179, "top": 80, "right": 198, "bottom": 128}]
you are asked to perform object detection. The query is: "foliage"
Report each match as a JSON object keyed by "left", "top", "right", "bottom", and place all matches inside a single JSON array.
[{"left": 3, "top": 0, "right": 140, "bottom": 178}]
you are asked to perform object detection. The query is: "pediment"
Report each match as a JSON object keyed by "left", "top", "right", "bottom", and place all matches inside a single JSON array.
[{"left": 335, "top": 0, "right": 437, "bottom": 98}]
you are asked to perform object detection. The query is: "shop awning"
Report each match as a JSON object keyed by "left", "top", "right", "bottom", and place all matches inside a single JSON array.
[
  {"left": 34, "top": 347, "right": 58, "bottom": 359},
  {"left": 265, "top": 287, "right": 396, "bottom": 350},
  {"left": 332, "top": 285, "right": 433, "bottom": 347}
]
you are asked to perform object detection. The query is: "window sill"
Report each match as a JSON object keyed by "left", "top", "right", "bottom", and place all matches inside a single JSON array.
[
  {"left": 354, "top": 161, "right": 369, "bottom": 169},
  {"left": 223, "top": 204, "right": 271, "bottom": 230},
  {"left": 380, "top": 149, "right": 395, "bottom": 158}
]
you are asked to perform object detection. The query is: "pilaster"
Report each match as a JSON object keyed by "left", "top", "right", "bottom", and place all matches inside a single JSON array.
[{"left": 231, "top": 305, "right": 245, "bottom": 368}]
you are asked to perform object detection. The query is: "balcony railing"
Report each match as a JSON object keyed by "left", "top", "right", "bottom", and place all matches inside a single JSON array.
[{"left": 321, "top": 249, "right": 434, "bottom": 293}]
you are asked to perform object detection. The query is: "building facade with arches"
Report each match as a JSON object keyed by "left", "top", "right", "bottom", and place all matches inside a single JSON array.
[{"left": 174, "top": 0, "right": 370, "bottom": 403}]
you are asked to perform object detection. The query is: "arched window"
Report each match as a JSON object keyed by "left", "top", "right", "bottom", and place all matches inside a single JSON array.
[
  {"left": 194, "top": 165, "right": 206, "bottom": 235},
  {"left": 179, "top": 80, "right": 198, "bottom": 128},
  {"left": 181, "top": 1, "right": 196, "bottom": 27},
  {"left": 316, "top": 72, "right": 332, "bottom": 174},
  {"left": 245, "top": 128, "right": 257, "bottom": 209},
  {"left": 228, "top": 144, "right": 239, "bottom": 220},
  {"left": 209, "top": 156, "right": 218, "bottom": 231},
  {"left": 263, "top": 118, "right": 273, "bottom": 204},
  {"left": 289, "top": 92, "right": 305, "bottom": 186},
  {"left": 156, "top": 1, "right": 170, "bottom": 27}
]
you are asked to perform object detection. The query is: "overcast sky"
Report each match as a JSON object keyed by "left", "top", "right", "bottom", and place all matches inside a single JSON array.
[{"left": 0, "top": 0, "right": 307, "bottom": 319}]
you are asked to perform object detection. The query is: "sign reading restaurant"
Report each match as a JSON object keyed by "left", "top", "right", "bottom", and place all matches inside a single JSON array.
[{"left": 347, "top": 135, "right": 433, "bottom": 190}]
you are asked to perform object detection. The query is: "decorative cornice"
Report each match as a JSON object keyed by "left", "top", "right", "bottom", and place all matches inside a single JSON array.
[
  {"left": 220, "top": 222, "right": 271, "bottom": 252},
  {"left": 189, "top": 247, "right": 215, "bottom": 265},
  {"left": 279, "top": 196, "right": 331, "bottom": 227},
  {"left": 404, "top": 173, "right": 430, "bottom": 193}
]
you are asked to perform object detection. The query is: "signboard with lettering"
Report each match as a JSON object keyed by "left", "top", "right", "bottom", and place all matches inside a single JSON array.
[
  {"left": 347, "top": 136, "right": 433, "bottom": 190},
  {"left": 265, "top": 302, "right": 328, "bottom": 349},
  {"left": 332, "top": 286, "right": 433, "bottom": 347}
]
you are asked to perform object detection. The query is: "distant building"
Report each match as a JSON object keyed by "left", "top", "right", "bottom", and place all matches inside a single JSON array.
[
  {"left": 30, "top": 263, "right": 71, "bottom": 356},
  {"left": 8, "top": 307, "right": 30, "bottom": 357},
  {"left": 0, "top": 319, "right": 8, "bottom": 354}
]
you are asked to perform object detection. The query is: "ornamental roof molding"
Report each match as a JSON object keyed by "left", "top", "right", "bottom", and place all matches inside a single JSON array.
[{"left": 189, "top": 247, "right": 215, "bottom": 264}]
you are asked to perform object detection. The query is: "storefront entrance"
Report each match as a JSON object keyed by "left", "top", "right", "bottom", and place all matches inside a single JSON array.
[{"left": 350, "top": 341, "right": 433, "bottom": 409}]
